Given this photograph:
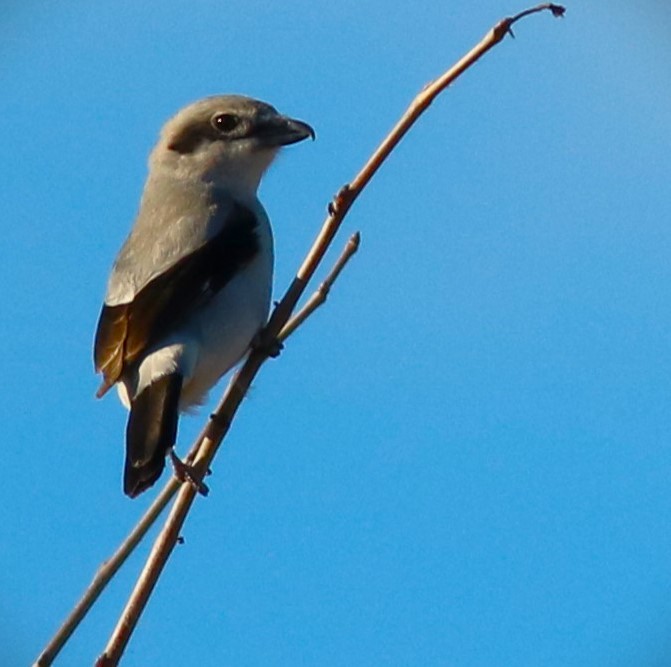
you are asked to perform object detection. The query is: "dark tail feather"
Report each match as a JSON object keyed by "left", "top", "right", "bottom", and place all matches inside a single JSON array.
[{"left": 124, "top": 373, "right": 183, "bottom": 498}]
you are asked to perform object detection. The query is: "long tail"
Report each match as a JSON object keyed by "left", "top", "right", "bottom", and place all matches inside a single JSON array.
[{"left": 124, "top": 373, "right": 183, "bottom": 498}]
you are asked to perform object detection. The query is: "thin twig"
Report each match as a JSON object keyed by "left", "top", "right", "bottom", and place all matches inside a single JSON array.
[
  {"left": 95, "top": 236, "right": 362, "bottom": 667},
  {"left": 33, "top": 480, "right": 179, "bottom": 667},
  {"left": 279, "top": 231, "right": 361, "bottom": 341},
  {"left": 98, "top": 4, "right": 565, "bottom": 664},
  {"left": 34, "top": 236, "right": 361, "bottom": 667}
]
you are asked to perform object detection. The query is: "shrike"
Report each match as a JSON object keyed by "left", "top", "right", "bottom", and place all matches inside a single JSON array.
[{"left": 94, "top": 95, "right": 314, "bottom": 498}]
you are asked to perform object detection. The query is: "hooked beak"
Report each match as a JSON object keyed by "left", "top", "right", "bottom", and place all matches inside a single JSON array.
[{"left": 258, "top": 114, "right": 315, "bottom": 147}]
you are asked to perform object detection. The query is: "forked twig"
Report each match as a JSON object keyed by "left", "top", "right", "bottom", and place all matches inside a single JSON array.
[
  {"left": 96, "top": 235, "right": 363, "bottom": 666},
  {"left": 34, "top": 5, "right": 564, "bottom": 665},
  {"left": 34, "top": 234, "right": 360, "bottom": 667}
]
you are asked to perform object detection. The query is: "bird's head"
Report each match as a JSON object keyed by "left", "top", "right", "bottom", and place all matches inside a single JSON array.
[{"left": 150, "top": 95, "right": 315, "bottom": 196}]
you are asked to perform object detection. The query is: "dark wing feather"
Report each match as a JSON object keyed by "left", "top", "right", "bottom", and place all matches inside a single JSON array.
[{"left": 93, "top": 202, "right": 260, "bottom": 394}]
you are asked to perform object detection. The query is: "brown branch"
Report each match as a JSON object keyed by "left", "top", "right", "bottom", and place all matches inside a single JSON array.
[
  {"left": 95, "top": 236, "right": 363, "bottom": 666},
  {"left": 34, "top": 236, "right": 361, "bottom": 667},
  {"left": 98, "top": 4, "right": 565, "bottom": 664},
  {"left": 33, "top": 480, "right": 179, "bottom": 667},
  {"left": 35, "top": 5, "right": 564, "bottom": 665}
]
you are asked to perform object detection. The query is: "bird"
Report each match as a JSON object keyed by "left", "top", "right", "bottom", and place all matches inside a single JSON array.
[{"left": 93, "top": 95, "right": 314, "bottom": 498}]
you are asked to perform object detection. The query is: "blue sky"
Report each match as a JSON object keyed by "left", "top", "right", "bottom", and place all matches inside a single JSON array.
[{"left": 3, "top": 2, "right": 671, "bottom": 665}]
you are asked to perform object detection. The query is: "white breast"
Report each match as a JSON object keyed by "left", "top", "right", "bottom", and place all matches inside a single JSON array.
[
  {"left": 119, "top": 204, "right": 274, "bottom": 412},
  {"left": 180, "top": 211, "right": 274, "bottom": 408}
]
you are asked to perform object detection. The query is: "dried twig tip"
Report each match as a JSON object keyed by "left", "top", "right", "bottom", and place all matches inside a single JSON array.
[{"left": 509, "top": 3, "right": 567, "bottom": 29}]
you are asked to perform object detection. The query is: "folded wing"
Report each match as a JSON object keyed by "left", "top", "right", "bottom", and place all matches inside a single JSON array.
[{"left": 93, "top": 201, "right": 260, "bottom": 396}]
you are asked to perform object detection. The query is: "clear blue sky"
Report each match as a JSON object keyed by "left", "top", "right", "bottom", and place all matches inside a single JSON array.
[{"left": 3, "top": 2, "right": 671, "bottom": 665}]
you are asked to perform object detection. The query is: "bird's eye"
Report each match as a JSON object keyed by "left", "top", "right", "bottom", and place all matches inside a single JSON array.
[{"left": 212, "top": 113, "right": 240, "bottom": 133}]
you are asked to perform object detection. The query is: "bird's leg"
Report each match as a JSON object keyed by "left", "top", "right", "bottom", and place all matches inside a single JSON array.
[{"left": 169, "top": 448, "right": 209, "bottom": 496}]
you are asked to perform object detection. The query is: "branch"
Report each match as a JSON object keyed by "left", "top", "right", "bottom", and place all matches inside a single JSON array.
[
  {"left": 34, "top": 234, "right": 360, "bottom": 667},
  {"left": 98, "top": 4, "right": 565, "bottom": 663},
  {"left": 34, "top": 481, "right": 179, "bottom": 667},
  {"left": 34, "top": 5, "right": 564, "bottom": 665},
  {"left": 95, "top": 233, "right": 362, "bottom": 665}
]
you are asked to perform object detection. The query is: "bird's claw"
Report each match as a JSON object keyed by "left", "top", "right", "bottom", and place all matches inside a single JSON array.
[
  {"left": 170, "top": 449, "right": 209, "bottom": 496},
  {"left": 251, "top": 331, "right": 283, "bottom": 358},
  {"left": 266, "top": 338, "right": 283, "bottom": 358}
]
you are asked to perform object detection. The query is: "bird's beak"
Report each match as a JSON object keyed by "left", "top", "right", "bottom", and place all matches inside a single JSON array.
[{"left": 259, "top": 115, "right": 315, "bottom": 147}]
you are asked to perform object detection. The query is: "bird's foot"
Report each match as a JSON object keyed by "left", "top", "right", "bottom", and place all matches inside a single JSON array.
[
  {"left": 251, "top": 331, "right": 284, "bottom": 358},
  {"left": 169, "top": 449, "right": 209, "bottom": 496}
]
